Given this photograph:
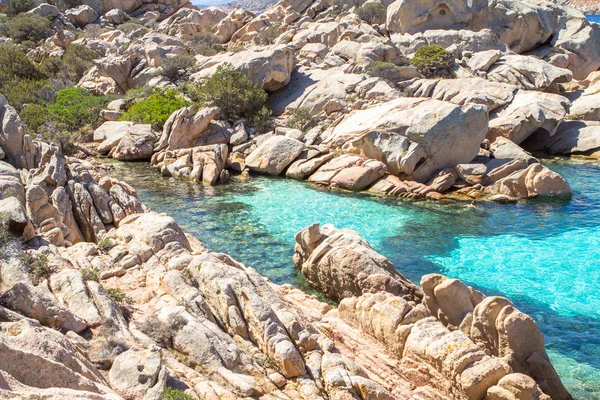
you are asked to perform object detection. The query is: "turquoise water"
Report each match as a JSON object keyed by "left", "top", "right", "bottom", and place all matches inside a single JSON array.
[{"left": 107, "top": 159, "right": 600, "bottom": 399}]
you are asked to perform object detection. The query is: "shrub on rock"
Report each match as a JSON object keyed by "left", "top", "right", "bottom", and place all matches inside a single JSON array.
[
  {"left": 0, "top": 12, "right": 52, "bottom": 45},
  {"left": 410, "top": 45, "right": 455, "bottom": 78},
  {"left": 161, "top": 54, "right": 197, "bottom": 83},
  {"left": 356, "top": 2, "right": 386, "bottom": 25},
  {"left": 190, "top": 63, "right": 269, "bottom": 121}
]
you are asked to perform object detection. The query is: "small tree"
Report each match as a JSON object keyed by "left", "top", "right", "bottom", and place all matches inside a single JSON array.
[
  {"left": 288, "top": 107, "right": 319, "bottom": 132},
  {"left": 161, "top": 55, "right": 197, "bottom": 83},
  {"left": 356, "top": 2, "right": 386, "bottom": 25},
  {"left": 410, "top": 45, "right": 455, "bottom": 78},
  {"left": 191, "top": 63, "right": 268, "bottom": 121}
]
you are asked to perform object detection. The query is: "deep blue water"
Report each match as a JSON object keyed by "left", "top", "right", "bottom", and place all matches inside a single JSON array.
[
  {"left": 588, "top": 15, "right": 600, "bottom": 23},
  {"left": 107, "top": 159, "right": 600, "bottom": 399}
]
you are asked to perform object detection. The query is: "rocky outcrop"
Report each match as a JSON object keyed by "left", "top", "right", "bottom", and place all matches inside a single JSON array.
[
  {"left": 154, "top": 106, "right": 221, "bottom": 152},
  {"left": 484, "top": 162, "right": 571, "bottom": 199},
  {"left": 294, "top": 223, "right": 422, "bottom": 302},
  {"left": 96, "top": 121, "right": 157, "bottom": 161},
  {"left": 193, "top": 45, "right": 295, "bottom": 91},
  {"left": 245, "top": 135, "right": 305, "bottom": 175},
  {"left": 522, "top": 120, "right": 600, "bottom": 158},
  {"left": 322, "top": 98, "right": 489, "bottom": 182}
]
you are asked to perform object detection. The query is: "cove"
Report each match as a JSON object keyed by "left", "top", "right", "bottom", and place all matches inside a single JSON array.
[{"left": 106, "top": 159, "right": 600, "bottom": 399}]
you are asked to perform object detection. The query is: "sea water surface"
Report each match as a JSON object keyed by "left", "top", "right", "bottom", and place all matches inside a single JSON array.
[{"left": 107, "top": 159, "right": 600, "bottom": 399}]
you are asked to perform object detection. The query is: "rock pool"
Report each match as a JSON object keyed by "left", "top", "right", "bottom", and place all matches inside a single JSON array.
[{"left": 107, "top": 159, "right": 600, "bottom": 399}]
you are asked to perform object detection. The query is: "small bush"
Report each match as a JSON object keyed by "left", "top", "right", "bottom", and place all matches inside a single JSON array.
[
  {"left": 356, "top": 2, "right": 386, "bottom": 25},
  {"left": 410, "top": 45, "right": 455, "bottom": 78},
  {"left": 0, "top": 44, "right": 45, "bottom": 91},
  {"left": 161, "top": 54, "right": 197, "bottom": 83},
  {"left": 48, "top": 87, "right": 112, "bottom": 130},
  {"left": 288, "top": 107, "right": 319, "bottom": 132},
  {"left": 160, "top": 388, "right": 194, "bottom": 400},
  {"left": 252, "top": 106, "right": 273, "bottom": 133},
  {"left": 188, "top": 32, "right": 222, "bottom": 57},
  {"left": 4, "top": 13, "right": 52, "bottom": 44},
  {"left": 62, "top": 44, "right": 99, "bottom": 82},
  {"left": 190, "top": 63, "right": 268, "bottom": 121},
  {"left": 3, "top": 78, "right": 51, "bottom": 111},
  {"left": 366, "top": 61, "right": 406, "bottom": 83},
  {"left": 257, "top": 26, "right": 278, "bottom": 45},
  {"left": 22, "top": 253, "right": 51, "bottom": 285},
  {"left": 106, "top": 288, "right": 134, "bottom": 305},
  {"left": 81, "top": 266, "right": 100, "bottom": 282},
  {"left": 97, "top": 238, "right": 114, "bottom": 253},
  {"left": 6, "top": 0, "right": 36, "bottom": 16},
  {"left": 119, "top": 89, "right": 189, "bottom": 130}
]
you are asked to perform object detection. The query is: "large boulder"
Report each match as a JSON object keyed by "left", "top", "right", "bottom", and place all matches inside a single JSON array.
[
  {"left": 65, "top": 5, "right": 98, "bottom": 27},
  {"left": 158, "top": 7, "right": 227, "bottom": 39},
  {"left": 0, "top": 95, "right": 35, "bottom": 170},
  {"left": 110, "top": 124, "right": 157, "bottom": 161},
  {"left": 484, "top": 162, "right": 571, "bottom": 199},
  {"left": 193, "top": 45, "right": 295, "bottom": 92},
  {"left": 108, "top": 347, "right": 166, "bottom": 400},
  {"left": 293, "top": 223, "right": 422, "bottom": 302},
  {"left": 522, "top": 120, "right": 600, "bottom": 158},
  {"left": 245, "top": 135, "right": 305, "bottom": 176},
  {"left": 485, "top": 55, "right": 572, "bottom": 91},
  {"left": 487, "top": 91, "right": 569, "bottom": 145},
  {"left": 154, "top": 106, "right": 220, "bottom": 152},
  {"left": 323, "top": 98, "right": 488, "bottom": 182},
  {"left": 567, "top": 81, "right": 600, "bottom": 121},
  {"left": 386, "top": 0, "right": 477, "bottom": 34}
]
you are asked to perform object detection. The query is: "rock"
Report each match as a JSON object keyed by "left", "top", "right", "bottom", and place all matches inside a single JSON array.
[
  {"left": 193, "top": 45, "right": 295, "bottom": 91},
  {"left": 406, "top": 77, "right": 517, "bottom": 112},
  {"left": 386, "top": 0, "right": 475, "bottom": 34},
  {"left": 0, "top": 319, "right": 116, "bottom": 397},
  {"left": 53, "top": 30, "right": 76, "bottom": 49},
  {"left": 294, "top": 223, "right": 422, "bottom": 302},
  {"left": 66, "top": 181, "right": 106, "bottom": 243},
  {"left": 158, "top": 7, "right": 227, "bottom": 39},
  {"left": 66, "top": 5, "right": 99, "bottom": 28},
  {"left": 111, "top": 124, "right": 157, "bottom": 161},
  {"left": 153, "top": 145, "right": 228, "bottom": 185},
  {"left": 94, "top": 121, "right": 133, "bottom": 142},
  {"left": 487, "top": 373, "right": 551, "bottom": 400},
  {"left": 489, "top": 138, "right": 539, "bottom": 164},
  {"left": 0, "top": 94, "right": 35, "bottom": 170},
  {"left": 567, "top": 81, "right": 600, "bottom": 120},
  {"left": 522, "top": 120, "right": 600, "bottom": 158},
  {"left": 456, "top": 163, "right": 487, "bottom": 185},
  {"left": 108, "top": 347, "right": 165, "bottom": 400},
  {"left": 245, "top": 136, "right": 305, "bottom": 175},
  {"left": 0, "top": 197, "right": 35, "bottom": 240},
  {"left": 323, "top": 98, "right": 488, "bottom": 182},
  {"left": 330, "top": 160, "right": 387, "bottom": 191},
  {"left": 50, "top": 269, "right": 102, "bottom": 327},
  {"left": 103, "top": 8, "right": 129, "bottom": 25},
  {"left": 488, "top": 91, "right": 569, "bottom": 145},
  {"left": 0, "top": 282, "right": 88, "bottom": 333},
  {"left": 485, "top": 163, "right": 571, "bottom": 199},
  {"left": 486, "top": 55, "right": 572, "bottom": 91},
  {"left": 154, "top": 106, "right": 220, "bottom": 152},
  {"left": 96, "top": 53, "right": 142, "bottom": 93},
  {"left": 28, "top": 4, "right": 60, "bottom": 18},
  {"left": 213, "top": 8, "right": 255, "bottom": 43}
]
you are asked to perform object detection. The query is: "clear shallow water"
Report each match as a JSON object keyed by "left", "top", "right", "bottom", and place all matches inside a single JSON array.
[
  {"left": 106, "top": 159, "right": 600, "bottom": 399},
  {"left": 588, "top": 15, "right": 600, "bottom": 23}
]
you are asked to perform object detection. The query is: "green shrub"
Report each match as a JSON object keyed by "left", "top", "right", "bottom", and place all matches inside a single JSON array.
[
  {"left": 62, "top": 44, "right": 98, "bottom": 82},
  {"left": 288, "top": 107, "right": 319, "bottom": 132},
  {"left": 106, "top": 288, "right": 134, "bottom": 305},
  {"left": 189, "top": 32, "right": 222, "bottom": 57},
  {"left": 160, "top": 388, "right": 194, "bottom": 400},
  {"left": 22, "top": 252, "right": 51, "bottom": 285},
  {"left": 97, "top": 238, "right": 114, "bottom": 253},
  {"left": 410, "top": 45, "right": 455, "bottom": 78},
  {"left": 119, "top": 89, "right": 189, "bottom": 130},
  {"left": 48, "top": 87, "right": 112, "bottom": 130},
  {"left": 20, "top": 104, "right": 60, "bottom": 134},
  {"left": 161, "top": 54, "right": 197, "bottom": 83},
  {"left": 252, "top": 106, "right": 273, "bottom": 133},
  {"left": 81, "top": 266, "right": 100, "bottom": 282},
  {"left": 257, "top": 26, "right": 278, "bottom": 45},
  {"left": 6, "top": 0, "right": 36, "bottom": 17},
  {"left": 356, "top": 2, "right": 386, "bottom": 25},
  {"left": 62, "top": 0, "right": 83, "bottom": 8},
  {"left": 366, "top": 61, "right": 406, "bottom": 83},
  {"left": 0, "top": 44, "right": 45, "bottom": 90},
  {"left": 4, "top": 13, "right": 52, "bottom": 44},
  {"left": 190, "top": 63, "right": 268, "bottom": 121},
  {"left": 3, "top": 78, "right": 51, "bottom": 111}
]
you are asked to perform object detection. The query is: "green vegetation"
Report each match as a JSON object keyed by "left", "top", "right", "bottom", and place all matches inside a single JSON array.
[
  {"left": 356, "top": 2, "right": 386, "bottom": 25},
  {"left": 0, "top": 13, "right": 52, "bottom": 45},
  {"left": 48, "top": 88, "right": 114, "bottom": 130},
  {"left": 252, "top": 106, "right": 273, "bottom": 133},
  {"left": 188, "top": 63, "right": 268, "bottom": 121},
  {"left": 119, "top": 89, "right": 189, "bottom": 130},
  {"left": 256, "top": 357, "right": 276, "bottom": 369},
  {"left": 257, "top": 26, "right": 278, "bottom": 45},
  {"left": 188, "top": 32, "right": 222, "bottom": 57},
  {"left": 39, "top": 44, "right": 99, "bottom": 83},
  {"left": 160, "top": 388, "right": 194, "bottom": 400},
  {"left": 288, "top": 107, "right": 319, "bottom": 132},
  {"left": 97, "top": 238, "right": 115, "bottom": 253},
  {"left": 366, "top": 61, "right": 406, "bottom": 83},
  {"left": 106, "top": 288, "right": 134, "bottom": 305},
  {"left": 410, "top": 45, "right": 455, "bottom": 78},
  {"left": 5, "top": 0, "right": 36, "bottom": 17},
  {"left": 81, "top": 266, "right": 100, "bottom": 282},
  {"left": 0, "top": 44, "right": 48, "bottom": 110},
  {"left": 161, "top": 54, "right": 197, "bottom": 83},
  {"left": 22, "top": 253, "right": 51, "bottom": 285},
  {"left": 0, "top": 214, "right": 14, "bottom": 252}
]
